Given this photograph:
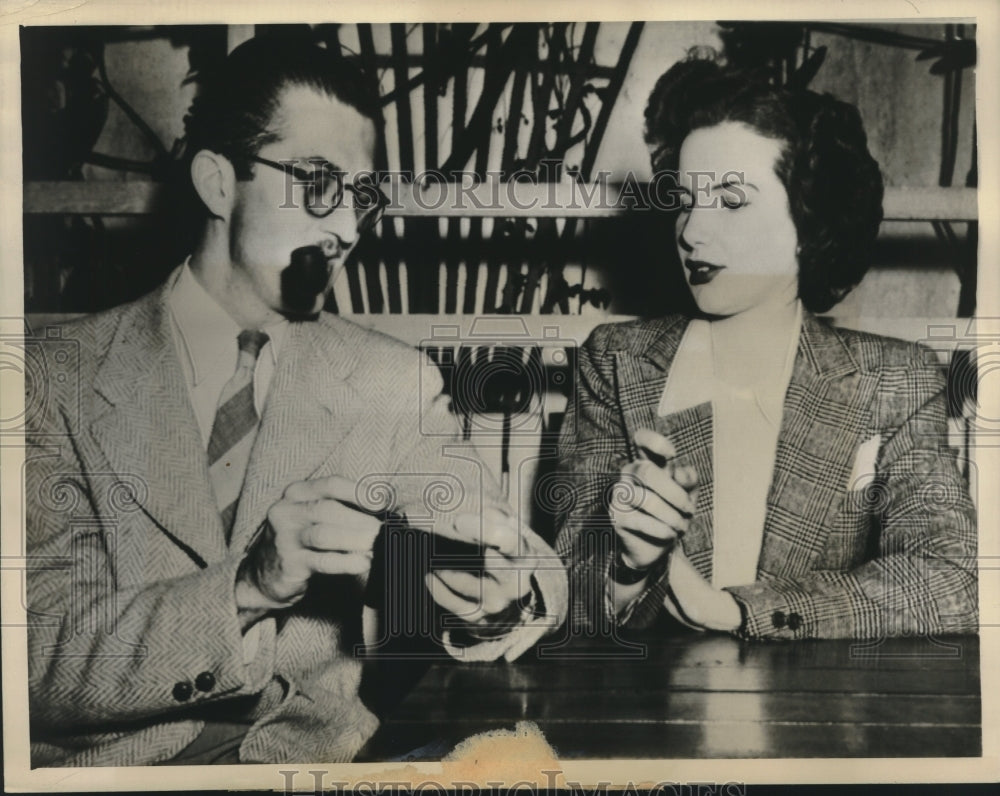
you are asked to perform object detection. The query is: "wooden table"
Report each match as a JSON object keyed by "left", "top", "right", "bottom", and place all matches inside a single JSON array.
[{"left": 357, "top": 630, "right": 981, "bottom": 760}]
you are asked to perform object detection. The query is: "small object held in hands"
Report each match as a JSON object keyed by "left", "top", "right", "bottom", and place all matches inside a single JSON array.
[
  {"left": 422, "top": 528, "right": 487, "bottom": 573},
  {"left": 364, "top": 517, "right": 487, "bottom": 610}
]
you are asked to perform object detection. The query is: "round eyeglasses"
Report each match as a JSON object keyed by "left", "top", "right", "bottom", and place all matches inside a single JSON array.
[{"left": 249, "top": 155, "right": 387, "bottom": 232}]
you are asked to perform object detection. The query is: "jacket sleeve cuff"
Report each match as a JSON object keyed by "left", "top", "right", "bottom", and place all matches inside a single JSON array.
[
  {"left": 167, "top": 555, "right": 276, "bottom": 700},
  {"left": 725, "top": 579, "right": 847, "bottom": 640}
]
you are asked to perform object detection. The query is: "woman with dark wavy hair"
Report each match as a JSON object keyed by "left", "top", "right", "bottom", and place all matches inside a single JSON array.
[{"left": 554, "top": 53, "right": 977, "bottom": 639}]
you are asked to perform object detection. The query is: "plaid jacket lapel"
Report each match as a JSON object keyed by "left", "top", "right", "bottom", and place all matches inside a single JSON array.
[
  {"left": 756, "top": 313, "right": 881, "bottom": 580},
  {"left": 610, "top": 312, "right": 882, "bottom": 585},
  {"left": 613, "top": 316, "right": 716, "bottom": 581},
  {"left": 89, "top": 282, "right": 226, "bottom": 565}
]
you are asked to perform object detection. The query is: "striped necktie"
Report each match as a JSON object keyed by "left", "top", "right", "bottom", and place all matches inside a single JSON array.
[{"left": 208, "top": 329, "right": 269, "bottom": 544}]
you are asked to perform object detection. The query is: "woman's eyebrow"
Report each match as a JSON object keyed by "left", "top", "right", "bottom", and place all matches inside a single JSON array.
[
  {"left": 715, "top": 175, "right": 757, "bottom": 192},
  {"left": 678, "top": 176, "right": 757, "bottom": 193}
]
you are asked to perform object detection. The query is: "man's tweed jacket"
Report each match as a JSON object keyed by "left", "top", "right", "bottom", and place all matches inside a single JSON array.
[
  {"left": 555, "top": 313, "right": 977, "bottom": 639},
  {"left": 26, "top": 275, "right": 567, "bottom": 766}
]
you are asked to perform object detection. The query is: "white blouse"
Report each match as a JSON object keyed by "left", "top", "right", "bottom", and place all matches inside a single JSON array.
[{"left": 657, "top": 302, "right": 802, "bottom": 588}]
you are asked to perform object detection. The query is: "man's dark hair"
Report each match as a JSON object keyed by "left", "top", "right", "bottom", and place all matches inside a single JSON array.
[
  {"left": 164, "top": 34, "right": 381, "bottom": 258},
  {"left": 183, "top": 34, "right": 381, "bottom": 180},
  {"left": 644, "top": 51, "right": 884, "bottom": 313}
]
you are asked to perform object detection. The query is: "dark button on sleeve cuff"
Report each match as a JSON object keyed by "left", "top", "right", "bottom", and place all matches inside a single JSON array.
[
  {"left": 787, "top": 612, "right": 802, "bottom": 631},
  {"left": 195, "top": 671, "right": 216, "bottom": 692},
  {"left": 771, "top": 610, "right": 786, "bottom": 629},
  {"left": 172, "top": 681, "right": 193, "bottom": 702}
]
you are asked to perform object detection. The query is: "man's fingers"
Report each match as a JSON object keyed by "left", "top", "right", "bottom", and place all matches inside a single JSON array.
[
  {"left": 310, "top": 551, "right": 373, "bottom": 577},
  {"left": 300, "top": 498, "right": 383, "bottom": 529},
  {"left": 311, "top": 475, "right": 365, "bottom": 505},
  {"left": 299, "top": 514, "right": 381, "bottom": 552},
  {"left": 262, "top": 477, "right": 391, "bottom": 597},
  {"left": 482, "top": 548, "right": 536, "bottom": 604},
  {"left": 425, "top": 572, "right": 487, "bottom": 623},
  {"left": 426, "top": 569, "right": 523, "bottom": 620},
  {"left": 482, "top": 546, "right": 531, "bottom": 575},
  {"left": 284, "top": 475, "right": 392, "bottom": 513},
  {"left": 450, "top": 509, "right": 520, "bottom": 554},
  {"left": 283, "top": 480, "right": 320, "bottom": 503},
  {"left": 430, "top": 569, "right": 485, "bottom": 602}
]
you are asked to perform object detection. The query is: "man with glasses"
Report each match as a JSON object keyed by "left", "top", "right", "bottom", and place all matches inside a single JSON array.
[
  {"left": 249, "top": 154, "right": 386, "bottom": 232},
  {"left": 26, "top": 35, "right": 566, "bottom": 766}
]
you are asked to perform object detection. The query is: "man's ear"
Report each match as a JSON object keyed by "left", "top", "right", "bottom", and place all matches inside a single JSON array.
[{"left": 191, "top": 149, "right": 237, "bottom": 220}]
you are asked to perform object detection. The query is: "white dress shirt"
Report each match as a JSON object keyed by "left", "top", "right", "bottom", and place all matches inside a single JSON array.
[
  {"left": 167, "top": 262, "right": 289, "bottom": 659},
  {"left": 658, "top": 302, "right": 802, "bottom": 588},
  {"left": 167, "top": 263, "right": 288, "bottom": 445}
]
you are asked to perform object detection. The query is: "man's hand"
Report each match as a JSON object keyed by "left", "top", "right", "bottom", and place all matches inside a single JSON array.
[
  {"left": 236, "top": 475, "right": 385, "bottom": 627},
  {"left": 663, "top": 547, "right": 742, "bottom": 632},
  {"left": 424, "top": 508, "right": 537, "bottom": 634}
]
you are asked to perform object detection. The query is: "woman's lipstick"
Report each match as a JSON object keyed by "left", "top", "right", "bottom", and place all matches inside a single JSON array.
[{"left": 685, "top": 259, "right": 725, "bottom": 286}]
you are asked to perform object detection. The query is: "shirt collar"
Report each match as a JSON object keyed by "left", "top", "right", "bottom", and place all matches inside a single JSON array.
[
  {"left": 168, "top": 260, "right": 288, "bottom": 387},
  {"left": 660, "top": 300, "right": 802, "bottom": 424}
]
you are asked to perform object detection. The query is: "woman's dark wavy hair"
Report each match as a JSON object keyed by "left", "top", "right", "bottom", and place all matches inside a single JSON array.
[{"left": 644, "top": 51, "right": 884, "bottom": 313}]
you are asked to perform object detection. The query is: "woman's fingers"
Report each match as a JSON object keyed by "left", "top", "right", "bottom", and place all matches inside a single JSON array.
[
  {"left": 615, "top": 475, "right": 692, "bottom": 528},
  {"left": 620, "top": 462, "right": 696, "bottom": 517},
  {"left": 634, "top": 428, "right": 677, "bottom": 461},
  {"left": 611, "top": 434, "right": 696, "bottom": 572},
  {"left": 674, "top": 464, "right": 698, "bottom": 490},
  {"left": 616, "top": 527, "right": 671, "bottom": 570},
  {"left": 628, "top": 430, "right": 698, "bottom": 509},
  {"left": 611, "top": 501, "right": 683, "bottom": 543}
]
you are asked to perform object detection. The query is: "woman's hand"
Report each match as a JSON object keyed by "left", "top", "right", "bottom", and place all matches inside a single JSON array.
[
  {"left": 611, "top": 428, "right": 741, "bottom": 633},
  {"left": 611, "top": 428, "right": 697, "bottom": 572},
  {"left": 663, "top": 547, "right": 742, "bottom": 632}
]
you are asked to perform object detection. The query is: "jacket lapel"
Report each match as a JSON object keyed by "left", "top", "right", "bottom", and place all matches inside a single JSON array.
[
  {"left": 228, "top": 318, "right": 362, "bottom": 552},
  {"left": 614, "top": 317, "right": 716, "bottom": 580},
  {"left": 612, "top": 313, "right": 882, "bottom": 585},
  {"left": 755, "top": 313, "right": 880, "bottom": 580},
  {"left": 89, "top": 283, "right": 226, "bottom": 565}
]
